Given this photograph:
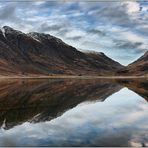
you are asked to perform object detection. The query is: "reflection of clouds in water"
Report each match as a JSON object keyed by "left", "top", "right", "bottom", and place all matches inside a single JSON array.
[{"left": 0, "top": 88, "right": 147, "bottom": 146}]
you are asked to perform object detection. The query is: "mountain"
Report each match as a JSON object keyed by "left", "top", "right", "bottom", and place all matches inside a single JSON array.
[
  {"left": 117, "top": 51, "right": 148, "bottom": 76},
  {"left": 0, "top": 26, "right": 123, "bottom": 76}
]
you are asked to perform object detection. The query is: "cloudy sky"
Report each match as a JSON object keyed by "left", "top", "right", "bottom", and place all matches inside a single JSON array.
[{"left": 0, "top": 0, "right": 148, "bottom": 65}]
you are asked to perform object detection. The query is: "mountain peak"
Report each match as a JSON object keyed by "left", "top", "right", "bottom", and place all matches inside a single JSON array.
[
  {"left": 2, "top": 26, "right": 23, "bottom": 35},
  {"left": 2, "top": 26, "right": 14, "bottom": 30}
]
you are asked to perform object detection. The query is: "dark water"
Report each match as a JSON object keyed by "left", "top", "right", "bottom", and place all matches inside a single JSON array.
[{"left": 0, "top": 78, "right": 147, "bottom": 147}]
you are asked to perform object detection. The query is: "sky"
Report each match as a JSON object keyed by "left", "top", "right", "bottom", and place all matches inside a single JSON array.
[{"left": 0, "top": 0, "right": 148, "bottom": 65}]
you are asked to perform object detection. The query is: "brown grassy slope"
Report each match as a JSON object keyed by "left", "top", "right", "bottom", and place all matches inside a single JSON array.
[
  {"left": 117, "top": 51, "right": 148, "bottom": 76},
  {"left": 0, "top": 26, "right": 123, "bottom": 76}
]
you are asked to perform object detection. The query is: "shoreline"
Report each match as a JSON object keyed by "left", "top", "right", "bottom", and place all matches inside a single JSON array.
[{"left": 0, "top": 75, "right": 147, "bottom": 79}]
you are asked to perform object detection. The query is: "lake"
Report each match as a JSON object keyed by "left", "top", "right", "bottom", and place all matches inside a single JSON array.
[{"left": 0, "top": 78, "right": 147, "bottom": 147}]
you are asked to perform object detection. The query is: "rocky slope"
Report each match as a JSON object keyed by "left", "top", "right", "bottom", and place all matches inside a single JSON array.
[
  {"left": 117, "top": 51, "right": 148, "bottom": 76},
  {"left": 0, "top": 26, "right": 123, "bottom": 76}
]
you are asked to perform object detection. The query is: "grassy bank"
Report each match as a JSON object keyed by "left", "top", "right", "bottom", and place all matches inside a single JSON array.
[{"left": 0, "top": 75, "right": 147, "bottom": 79}]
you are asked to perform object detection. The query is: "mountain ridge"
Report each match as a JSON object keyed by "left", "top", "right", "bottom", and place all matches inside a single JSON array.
[
  {"left": 0, "top": 26, "right": 124, "bottom": 76},
  {"left": 117, "top": 51, "right": 148, "bottom": 76}
]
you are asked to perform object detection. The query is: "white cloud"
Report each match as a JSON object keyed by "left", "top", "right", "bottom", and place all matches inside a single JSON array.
[{"left": 123, "top": 1, "right": 140, "bottom": 13}]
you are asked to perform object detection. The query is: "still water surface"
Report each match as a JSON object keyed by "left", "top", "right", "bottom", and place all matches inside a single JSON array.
[{"left": 0, "top": 78, "right": 147, "bottom": 146}]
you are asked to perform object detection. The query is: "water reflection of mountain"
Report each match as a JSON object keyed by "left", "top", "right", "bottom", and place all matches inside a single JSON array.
[
  {"left": 0, "top": 79, "right": 122, "bottom": 129},
  {"left": 0, "top": 78, "right": 147, "bottom": 130},
  {"left": 115, "top": 79, "right": 148, "bottom": 101}
]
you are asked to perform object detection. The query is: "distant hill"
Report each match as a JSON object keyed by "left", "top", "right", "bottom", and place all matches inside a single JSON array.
[
  {"left": 117, "top": 51, "right": 148, "bottom": 76},
  {"left": 0, "top": 26, "right": 123, "bottom": 76}
]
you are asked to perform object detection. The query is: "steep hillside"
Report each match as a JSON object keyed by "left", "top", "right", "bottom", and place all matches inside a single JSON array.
[
  {"left": 0, "top": 26, "right": 123, "bottom": 76},
  {"left": 117, "top": 51, "right": 148, "bottom": 76}
]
